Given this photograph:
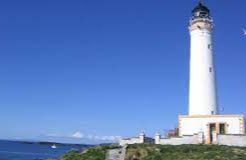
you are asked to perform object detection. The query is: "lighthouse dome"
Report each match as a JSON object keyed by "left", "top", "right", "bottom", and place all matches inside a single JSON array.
[{"left": 192, "top": 2, "right": 210, "bottom": 19}]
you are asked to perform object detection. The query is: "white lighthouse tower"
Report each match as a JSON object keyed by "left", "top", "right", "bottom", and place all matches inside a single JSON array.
[
  {"left": 189, "top": 1, "right": 218, "bottom": 115},
  {"left": 178, "top": 1, "right": 245, "bottom": 145}
]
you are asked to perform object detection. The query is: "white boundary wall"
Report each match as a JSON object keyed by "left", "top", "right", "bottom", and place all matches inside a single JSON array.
[
  {"left": 119, "top": 133, "right": 145, "bottom": 146},
  {"left": 155, "top": 133, "right": 203, "bottom": 145},
  {"left": 119, "top": 137, "right": 144, "bottom": 146},
  {"left": 155, "top": 133, "right": 246, "bottom": 147},
  {"left": 217, "top": 135, "right": 246, "bottom": 147}
]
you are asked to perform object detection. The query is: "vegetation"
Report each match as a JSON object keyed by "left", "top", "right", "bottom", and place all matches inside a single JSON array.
[
  {"left": 60, "top": 145, "right": 120, "bottom": 160},
  {"left": 60, "top": 144, "right": 246, "bottom": 160},
  {"left": 125, "top": 144, "right": 246, "bottom": 160}
]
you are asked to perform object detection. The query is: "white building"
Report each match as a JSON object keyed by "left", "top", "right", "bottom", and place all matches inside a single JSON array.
[
  {"left": 157, "top": 1, "right": 246, "bottom": 146},
  {"left": 179, "top": 115, "right": 245, "bottom": 144}
]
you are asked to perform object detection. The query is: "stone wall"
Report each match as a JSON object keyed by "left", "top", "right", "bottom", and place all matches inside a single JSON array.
[{"left": 217, "top": 135, "right": 246, "bottom": 147}]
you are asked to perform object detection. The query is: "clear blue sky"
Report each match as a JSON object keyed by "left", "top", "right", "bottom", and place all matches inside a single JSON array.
[{"left": 0, "top": 0, "right": 245, "bottom": 144}]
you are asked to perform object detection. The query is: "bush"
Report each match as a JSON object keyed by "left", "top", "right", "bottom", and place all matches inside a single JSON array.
[{"left": 60, "top": 144, "right": 120, "bottom": 160}]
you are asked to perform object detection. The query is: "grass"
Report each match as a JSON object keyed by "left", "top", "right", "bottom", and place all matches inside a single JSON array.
[
  {"left": 60, "top": 144, "right": 246, "bottom": 160},
  {"left": 125, "top": 144, "right": 246, "bottom": 160},
  {"left": 60, "top": 145, "right": 120, "bottom": 160}
]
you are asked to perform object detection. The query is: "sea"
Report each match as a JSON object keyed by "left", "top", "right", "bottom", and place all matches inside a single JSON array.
[{"left": 0, "top": 140, "right": 91, "bottom": 160}]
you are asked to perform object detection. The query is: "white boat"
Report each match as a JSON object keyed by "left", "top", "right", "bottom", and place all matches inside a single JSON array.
[{"left": 51, "top": 144, "right": 57, "bottom": 149}]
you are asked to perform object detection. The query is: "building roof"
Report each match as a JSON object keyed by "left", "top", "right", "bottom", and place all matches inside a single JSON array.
[{"left": 192, "top": 2, "right": 210, "bottom": 14}]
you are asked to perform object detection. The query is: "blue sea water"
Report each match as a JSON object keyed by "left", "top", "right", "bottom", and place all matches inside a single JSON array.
[{"left": 0, "top": 140, "right": 89, "bottom": 160}]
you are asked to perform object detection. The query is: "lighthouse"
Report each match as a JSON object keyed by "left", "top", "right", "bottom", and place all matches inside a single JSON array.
[
  {"left": 178, "top": 1, "right": 245, "bottom": 144},
  {"left": 189, "top": 1, "right": 218, "bottom": 115},
  {"left": 121, "top": 1, "right": 246, "bottom": 146}
]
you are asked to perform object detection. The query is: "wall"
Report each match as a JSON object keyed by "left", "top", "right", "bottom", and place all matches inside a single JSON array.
[
  {"left": 155, "top": 134, "right": 203, "bottom": 145},
  {"left": 217, "top": 135, "right": 246, "bottom": 147},
  {"left": 156, "top": 134, "right": 246, "bottom": 147},
  {"left": 119, "top": 137, "right": 143, "bottom": 146},
  {"left": 119, "top": 134, "right": 154, "bottom": 146}
]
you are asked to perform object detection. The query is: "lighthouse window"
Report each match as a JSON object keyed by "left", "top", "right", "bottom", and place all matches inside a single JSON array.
[
  {"left": 209, "top": 67, "right": 213, "bottom": 73},
  {"left": 200, "top": 12, "right": 207, "bottom": 17},
  {"left": 208, "top": 44, "right": 211, "bottom": 49},
  {"left": 219, "top": 124, "right": 226, "bottom": 134}
]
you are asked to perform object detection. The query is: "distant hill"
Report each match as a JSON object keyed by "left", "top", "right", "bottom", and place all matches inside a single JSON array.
[
  {"left": 20, "top": 140, "right": 93, "bottom": 147},
  {"left": 0, "top": 139, "right": 93, "bottom": 147}
]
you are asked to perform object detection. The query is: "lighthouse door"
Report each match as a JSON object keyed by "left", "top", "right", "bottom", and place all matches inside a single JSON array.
[{"left": 209, "top": 123, "right": 216, "bottom": 144}]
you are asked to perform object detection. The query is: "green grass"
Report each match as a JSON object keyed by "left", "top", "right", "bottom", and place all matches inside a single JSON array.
[
  {"left": 60, "top": 144, "right": 246, "bottom": 160},
  {"left": 125, "top": 144, "right": 246, "bottom": 160},
  {"left": 60, "top": 145, "right": 120, "bottom": 160}
]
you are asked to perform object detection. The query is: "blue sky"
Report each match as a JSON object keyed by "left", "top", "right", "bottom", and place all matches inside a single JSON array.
[{"left": 0, "top": 0, "right": 245, "bottom": 144}]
